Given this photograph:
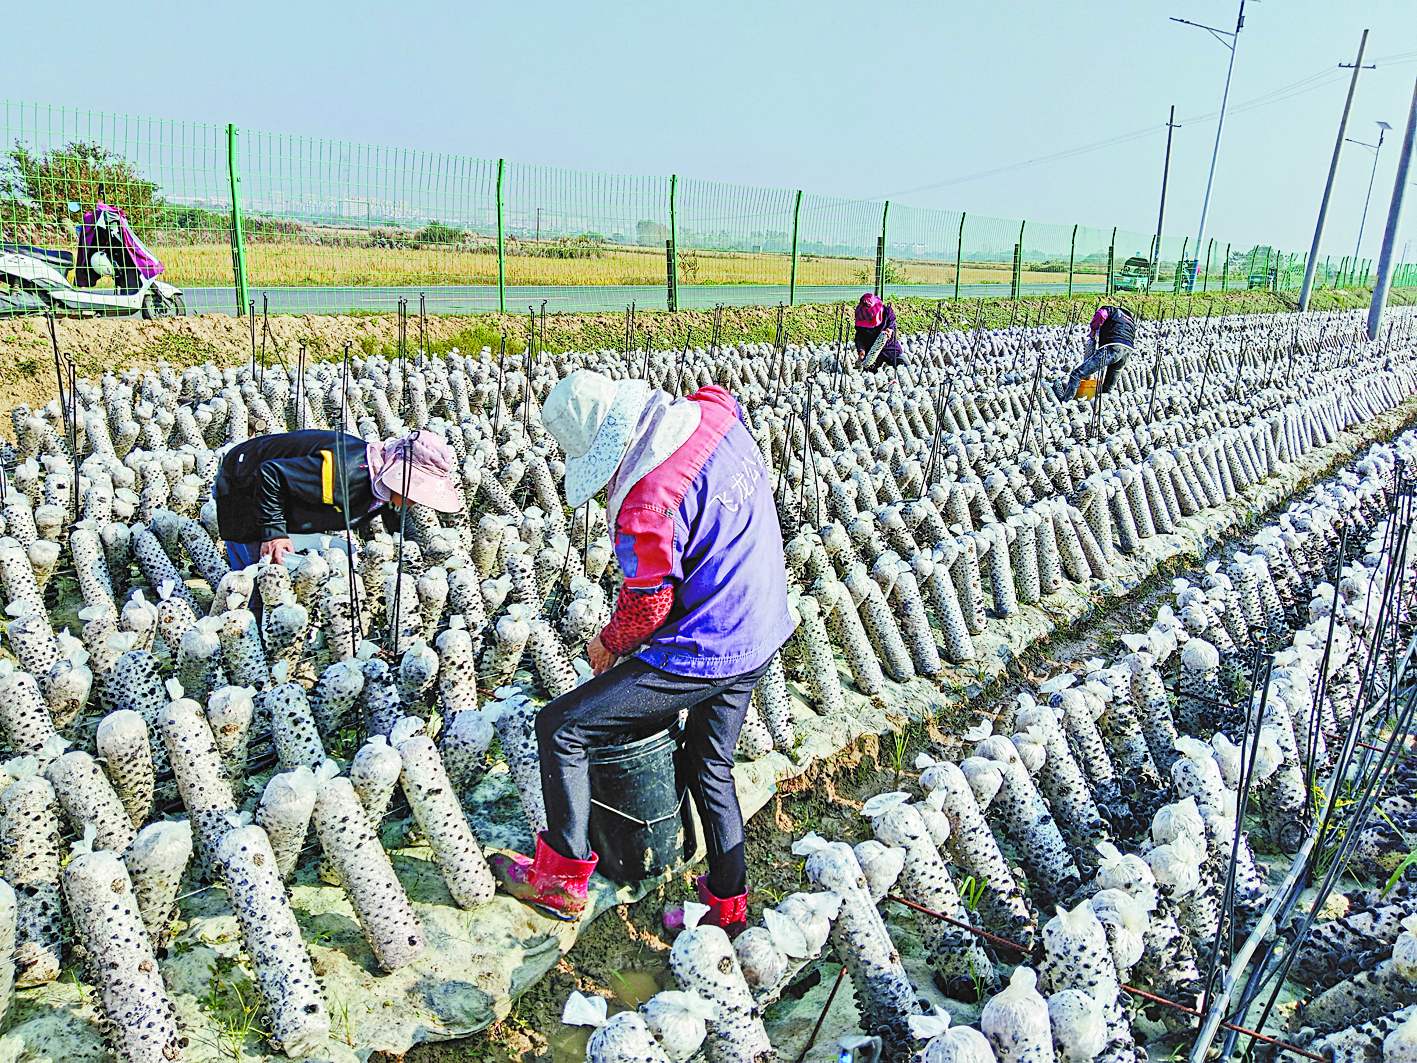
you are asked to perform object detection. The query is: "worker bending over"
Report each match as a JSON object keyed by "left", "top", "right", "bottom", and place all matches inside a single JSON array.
[
  {"left": 491, "top": 370, "right": 793, "bottom": 936},
  {"left": 213, "top": 429, "right": 461, "bottom": 568},
  {"left": 856, "top": 293, "right": 904, "bottom": 371},
  {"left": 1056, "top": 304, "right": 1137, "bottom": 400}
]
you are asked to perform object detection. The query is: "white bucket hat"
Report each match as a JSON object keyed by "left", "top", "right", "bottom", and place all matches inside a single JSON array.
[{"left": 543, "top": 370, "right": 652, "bottom": 508}]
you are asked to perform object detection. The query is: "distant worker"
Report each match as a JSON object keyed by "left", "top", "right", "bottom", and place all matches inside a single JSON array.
[
  {"left": 855, "top": 292, "right": 904, "bottom": 371},
  {"left": 490, "top": 370, "right": 793, "bottom": 936},
  {"left": 1056, "top": 304, "right": 1137, "bottom": 400},
  {"left": 212, "top": 429, "right": 462, "bottom": 569}
]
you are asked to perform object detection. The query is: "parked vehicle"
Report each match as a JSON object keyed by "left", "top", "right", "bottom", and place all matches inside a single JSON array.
[
  {"left": 1248, "top": 267, "right": 1277, "bottom": 291},
  {"left": 0, "top": 202, "right": 183, "bottom": 317},
  {"left": 1114, "top": 256, "right": 1151, "bottom": 292}
]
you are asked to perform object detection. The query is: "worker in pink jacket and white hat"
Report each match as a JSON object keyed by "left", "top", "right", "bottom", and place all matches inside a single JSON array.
[{"left": 490, "top": 369, "right": 794, "bottom": 935}]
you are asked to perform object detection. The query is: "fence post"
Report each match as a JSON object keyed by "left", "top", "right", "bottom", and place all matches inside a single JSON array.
[
  {"left": 496, "top": 158, "right": 506, "bottom": 313},
  {"left": 1011, "top": 220, "right": 1025, "bottom": 299},
  {"left": 1222, "top": 242, "right": 1231, "bottom": 291},
  {"left": 1177, "top": 237, "right": 1190, "bottom": 293},
  {"left": 876, "top": 200, "right": 890, "bottom": 298},
  {"left": 788, "top": 189, "right": 803, "bottom": 306},
  {"left": 1067, "top": 224, "right": 1077, "bottom": 298},
  {"left": 225, "top": 124, "right": 249, "bottom": 317},
  {"left": 1201, "top": 238, "right": 1213, "bottom": 293},
  {"left": 954, "top": 212, "right": 966, "bottom": 301},
  {"left": 1106, "top": 227, "right": 1116, "bottom": 296},
  {"left": 667, "top": 173, "right": 679, "bottom": 312}
]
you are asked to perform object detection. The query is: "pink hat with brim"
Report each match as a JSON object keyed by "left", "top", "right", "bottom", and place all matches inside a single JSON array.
[{"left": 372, "top": 432, "right": 462, "bottom": 512}]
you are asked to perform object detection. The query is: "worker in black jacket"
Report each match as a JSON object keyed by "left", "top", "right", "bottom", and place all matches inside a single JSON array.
[
  {"left": 213, "top": 429, "right": 462, "bottom": 569},
  {"left": 1056, "top": 305, "right": 1137, "bottom": 400}
]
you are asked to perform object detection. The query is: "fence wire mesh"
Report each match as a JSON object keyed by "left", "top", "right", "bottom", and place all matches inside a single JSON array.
[{"left": 1, "top": 99, "right": 1408, "bottom": 316}]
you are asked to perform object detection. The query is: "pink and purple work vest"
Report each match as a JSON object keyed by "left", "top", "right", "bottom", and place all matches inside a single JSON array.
[{"left": 614, "top": 387, "right": 794, "bottom": 678}]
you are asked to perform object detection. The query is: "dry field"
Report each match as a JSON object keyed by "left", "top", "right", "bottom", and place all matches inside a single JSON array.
[{"left": 154, "top": 241, "right": 1099, "bottom": 290}]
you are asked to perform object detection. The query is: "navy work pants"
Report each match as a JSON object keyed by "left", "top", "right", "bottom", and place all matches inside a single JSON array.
[
  {"left": 226, "top": 541, "right": 260, "bottom": 570},
  {"left": 536, "top": 656, "right": 770, "bottom": 898}
]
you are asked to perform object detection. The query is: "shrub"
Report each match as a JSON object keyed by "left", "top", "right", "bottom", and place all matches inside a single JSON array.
[
  {"left": 1, "top": 140, "right": 165, "bottom": 237},
  {"left": 415, "top": 219, "right": 465, "bottom": 245},
  {"left": 528, "top": 234, "right": 604, "bottom": 260},
  {"left": 853, "top": 260, "right": 909, "bottom": 284}
]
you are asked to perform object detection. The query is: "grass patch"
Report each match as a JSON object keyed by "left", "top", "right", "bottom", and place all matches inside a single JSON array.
[{"left": 131, "top": 330, "right": 223, "bottom": 370}]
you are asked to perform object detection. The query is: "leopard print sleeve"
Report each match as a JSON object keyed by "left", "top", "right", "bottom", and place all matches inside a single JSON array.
[{"left": 599, "top": 584, "right": 675, "bottom": 657}]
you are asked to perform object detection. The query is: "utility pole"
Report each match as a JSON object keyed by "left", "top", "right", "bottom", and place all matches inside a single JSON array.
[
  {"left": 1154, "top": 106, "right": 1180, "bottom": 286},
  {"left": 1299, "top": 29, "right": 1371, "bottom": 311},
  {"left": 1173, "top": 0, "right": 1247, "bottom": 292},
  {"left": 1368, "top": 74, "right": 1417, "bottom": 339}
]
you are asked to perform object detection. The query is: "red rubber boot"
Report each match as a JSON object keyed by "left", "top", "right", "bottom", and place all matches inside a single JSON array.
[
  {"left": 490, "top": 836, "right": 598, "bottom": 920},
  {"left": 696, "top": 875, "right": 748, "bottom": 940}
]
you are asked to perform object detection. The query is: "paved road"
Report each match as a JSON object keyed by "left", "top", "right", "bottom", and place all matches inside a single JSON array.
[{"left": 182, "top": 281, "right": 1110, "bottom": 316}]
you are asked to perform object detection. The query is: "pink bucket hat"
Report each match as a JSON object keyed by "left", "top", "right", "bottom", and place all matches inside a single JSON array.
[{"left": 368, "top": 431, "right": 461, "bottom": 512}]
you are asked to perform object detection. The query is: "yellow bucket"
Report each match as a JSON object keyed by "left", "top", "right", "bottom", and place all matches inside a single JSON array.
[{"left": 1077, "top": 377, "right": 1099, "bottom": 399}]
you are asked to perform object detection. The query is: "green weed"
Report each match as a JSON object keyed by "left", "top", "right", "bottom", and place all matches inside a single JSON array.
[
  {"left": 957, "top": 875, "right": 988, "bottom": 912},
  {"left": 1381, "top": 849, "right": 1417, "bottom": 897},
  {"left": 757, "top": 885, "right": 789, "bottom": 906},
  {"left": 890, "top": 725, "right": 914, "bottom": 790}
]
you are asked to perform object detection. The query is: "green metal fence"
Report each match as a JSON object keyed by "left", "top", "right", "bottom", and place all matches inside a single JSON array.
[{"left": 2, "top": 99, "right": 1409, "bottom": 317}]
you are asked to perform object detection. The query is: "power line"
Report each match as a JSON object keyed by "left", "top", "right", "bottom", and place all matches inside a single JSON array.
[{"left": 875, "top": 53, "right": 1417, "bottom": 201}]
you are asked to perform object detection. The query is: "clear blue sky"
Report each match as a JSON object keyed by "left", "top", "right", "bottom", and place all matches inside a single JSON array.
[{"left": 7, "top": 0, "right": 1417, "bottom": 260}]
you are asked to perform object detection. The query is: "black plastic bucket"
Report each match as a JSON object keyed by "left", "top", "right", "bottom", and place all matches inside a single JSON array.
[{"left": 588, "top": 722, "right": 695, "bottom": 885}]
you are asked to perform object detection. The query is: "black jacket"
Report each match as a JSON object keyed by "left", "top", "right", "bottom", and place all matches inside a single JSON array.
[
  {"left": 214, "top": 430, "right": 397, "bottom": 544},
  {"left": 1096, "top": 306, "right": 1136, "bottom": 349}
]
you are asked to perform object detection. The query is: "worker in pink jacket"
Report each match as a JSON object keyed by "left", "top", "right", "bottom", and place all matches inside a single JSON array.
[{"left": 491, "top": 370, "right": 794, "bottom": 935}]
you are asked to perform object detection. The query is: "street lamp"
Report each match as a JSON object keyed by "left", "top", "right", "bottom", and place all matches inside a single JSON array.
[
  {"left": 1171, "top": 0, "right": 1250, "bottom": 293},
  {"left": 1345, "top": 120, "right": 1393, "bottom": 283}
]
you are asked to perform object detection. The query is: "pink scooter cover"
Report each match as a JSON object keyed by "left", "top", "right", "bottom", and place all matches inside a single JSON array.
[{"left": 79, "top": 203, "right": 165, "bottom": 279}]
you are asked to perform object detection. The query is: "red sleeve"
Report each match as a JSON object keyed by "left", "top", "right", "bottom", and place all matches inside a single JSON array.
[
  {"left": 600, "top": 584, "right": 674, "bottom": 657},
  {"left": 616, "top": 503, "right": 676, "bottom": 591}
]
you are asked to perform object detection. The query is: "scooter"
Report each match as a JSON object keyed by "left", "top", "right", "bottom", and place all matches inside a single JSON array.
[{"left": 0, "top": 201, "right": 184, "bottom": 318}]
